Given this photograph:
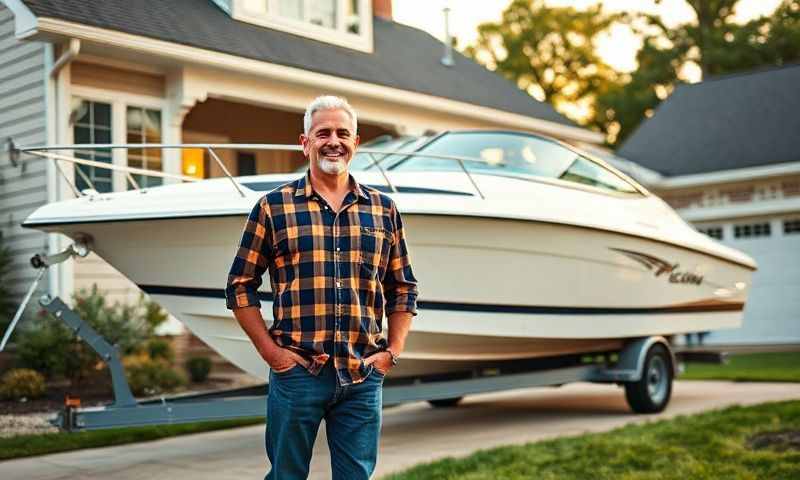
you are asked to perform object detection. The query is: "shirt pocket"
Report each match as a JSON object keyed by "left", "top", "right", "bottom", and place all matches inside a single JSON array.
[{"left": 358, "top": 226, "right": 390, "bottom": 279}]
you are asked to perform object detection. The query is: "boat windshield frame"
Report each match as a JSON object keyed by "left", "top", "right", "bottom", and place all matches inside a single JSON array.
[{"left": 7, "top": 134, "right": 650, "bottom": 200}]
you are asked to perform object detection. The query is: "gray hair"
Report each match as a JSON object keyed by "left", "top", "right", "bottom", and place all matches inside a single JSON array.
[{"left": 303, "top": 95, "right": 358, "bottom": 136}]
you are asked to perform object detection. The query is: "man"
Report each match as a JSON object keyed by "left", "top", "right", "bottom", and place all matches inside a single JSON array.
[{"left": 225, "top": 95, "right": 418, "bottom": 480}]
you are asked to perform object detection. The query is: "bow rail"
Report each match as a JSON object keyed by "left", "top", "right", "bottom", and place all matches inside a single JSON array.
[{"left": 6, "top": 141, "right": 486, "bottom": 199}]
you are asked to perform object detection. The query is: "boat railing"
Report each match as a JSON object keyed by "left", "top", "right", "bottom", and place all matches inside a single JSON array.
[{"left": 6, "top": 141, "right": 487, "bottom": 199}]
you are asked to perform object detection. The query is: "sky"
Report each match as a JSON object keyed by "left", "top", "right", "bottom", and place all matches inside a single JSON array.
[{"left": 393, "top": 0, "right": 784, "bottom": 75}]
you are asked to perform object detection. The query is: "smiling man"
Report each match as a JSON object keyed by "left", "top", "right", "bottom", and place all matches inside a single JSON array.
[{"left": 225, "top": 95, "right": 419, "bottom": 479}]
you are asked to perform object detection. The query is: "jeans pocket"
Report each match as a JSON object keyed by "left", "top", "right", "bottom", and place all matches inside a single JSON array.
[{"left": 272, "top": 363, "right": 303, "bottom": 376}]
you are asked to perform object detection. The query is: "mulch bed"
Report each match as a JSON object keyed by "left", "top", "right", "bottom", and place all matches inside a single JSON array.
[
  {"left": 747, "top": 430, "right": 800, "bottom": 452},
  {"left": 1, "top": 375, "right": 241, "bottom": 415}
]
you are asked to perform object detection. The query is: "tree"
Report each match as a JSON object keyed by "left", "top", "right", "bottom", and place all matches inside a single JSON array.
[
  {"left": 464, "top": 0, "right": 622, "bottom": 125},
  {"left": 598, "top": 0, "right": 800, "bottom": 144}
]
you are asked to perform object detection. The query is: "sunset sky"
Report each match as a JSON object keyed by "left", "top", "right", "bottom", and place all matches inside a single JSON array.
[{"left": 393, "top": 0, "right": 784, "bottom": 75}]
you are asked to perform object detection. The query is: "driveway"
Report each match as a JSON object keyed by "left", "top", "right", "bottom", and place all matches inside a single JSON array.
[{"left": 4, "top": 380, "right": 800, "bottom": 479}]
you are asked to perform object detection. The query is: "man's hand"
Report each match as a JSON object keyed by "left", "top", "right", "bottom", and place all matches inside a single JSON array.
[
  {"left": 363, "top": 351, "right": 393, "bottom": 375},
  {"left": 269, "top": 348, "right": 310, "bottom": 373}
]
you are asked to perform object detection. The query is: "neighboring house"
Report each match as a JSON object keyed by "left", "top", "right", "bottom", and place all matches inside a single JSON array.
[
  {"left": 0, "top": 1, "right": 600, "bottom": 329},
  {"left": 617, "top": 64, "right": 800, "bottom": 346}
]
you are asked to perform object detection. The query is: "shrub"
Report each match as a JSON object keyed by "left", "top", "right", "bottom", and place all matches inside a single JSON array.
[
  {"left": 146, "top": 338, "right": 175, "bottom": 363},
  {"left": 0, "top": 368, "right": 46, "bottom": 401},
  {"left": 15, "top": 285, "right": 166, "bottom": 386},
  {"left": 125, "top": 358, "right": 187, "bottom": 396},
  {"left": 186, "top": 356, "right": 212, "bottom": 383}
]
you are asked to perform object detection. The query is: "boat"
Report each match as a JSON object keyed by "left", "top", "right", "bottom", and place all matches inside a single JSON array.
[{"left": 17, "top": 130, "right": 757, "bottom": 379}]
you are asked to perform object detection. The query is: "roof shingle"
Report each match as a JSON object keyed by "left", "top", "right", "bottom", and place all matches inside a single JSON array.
[{"left": 618, "top": 64, "right": 800, "bottom": 176}]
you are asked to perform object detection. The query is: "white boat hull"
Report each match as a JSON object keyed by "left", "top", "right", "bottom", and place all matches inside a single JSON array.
[{"left": 36, "top": 207, "right": 752, "bottom": 380}]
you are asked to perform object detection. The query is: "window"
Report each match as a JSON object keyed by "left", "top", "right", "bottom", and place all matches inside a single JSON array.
[
  {"left": 698, "top": 226, "right": 724, "bottom": 240},
  {"left": 126, "top": 107, "right": 163, "bottom": 188},
  {"left": 238, "top": 152, "right": 257, "bottom": 176},
  {"left": 72, "top": 99, "right": 113, "bottom": 193},
  {"left": 72, "top": 89, "right": 166, "bottom": 193},
  {"left": 559, "top": 157, "right": 640, "bottom": 194},
  {"left": 733, "top": 222, "right": 771, "bottom": 239},
  {"left": 235, "top": 0, "right": 371, "bottom": 52},
  {"left": 391, "top": 131, "right": 641, "bottom": 194},
  {"left": 784, "top": 219, "right": 800, "bottom": 235}
]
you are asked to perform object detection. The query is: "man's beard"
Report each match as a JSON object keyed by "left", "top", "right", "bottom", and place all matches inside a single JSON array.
[{"left": 317, "top": 156, "right": 347, "bottom": 175}]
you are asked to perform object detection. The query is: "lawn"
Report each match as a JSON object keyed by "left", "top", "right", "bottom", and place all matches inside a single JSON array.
[
  {"left": 680, "top": 351, "right": 800, "bottom": 382},
  {"left": 0, "top": 416, "right": 264, "bottom": 461},
  {"left": 382, "top": 400, "right": 800, "bottom": 480}
]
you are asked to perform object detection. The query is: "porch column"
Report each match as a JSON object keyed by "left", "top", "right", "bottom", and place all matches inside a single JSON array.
[{"left": 164, "top": 69, "right": 207, "bottom": 183}]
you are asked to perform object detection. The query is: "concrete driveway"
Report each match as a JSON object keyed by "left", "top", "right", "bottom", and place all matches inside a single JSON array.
[{"left": 4, "top": 380, "right": 800, "bottom": 479}]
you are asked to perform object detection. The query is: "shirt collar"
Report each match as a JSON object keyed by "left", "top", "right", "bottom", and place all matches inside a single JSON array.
[{"left": 295, "top": 170, "right": 369, "bottom": 200}]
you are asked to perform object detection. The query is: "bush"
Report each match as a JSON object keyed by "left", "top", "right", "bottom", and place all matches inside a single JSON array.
[
  {"left": 15, "top": 285, "right": 169, "bottom": 387},
  {"left": 186, "top": 356, "right": 212, "bottom": 383},
  {"left": 146, "top": 338, "right": 174, "bottom": 363},
  {"left": 124, "top": 357, "right": 186, "bottom": 396},
  {"left": 0, "top": 368, "right": 46, "bottom": 401}
]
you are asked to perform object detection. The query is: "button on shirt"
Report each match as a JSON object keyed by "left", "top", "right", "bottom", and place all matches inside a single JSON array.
[{"left": 225, "top": 172, "right": 419, "bottom": 385}]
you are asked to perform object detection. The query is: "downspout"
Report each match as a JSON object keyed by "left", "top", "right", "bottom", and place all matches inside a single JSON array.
[
  {"left": 50, "top": 38, "right": 80, "bottom": 78},
  {"left": 46, "top": 38, "right": 80, "bottom": 300}
]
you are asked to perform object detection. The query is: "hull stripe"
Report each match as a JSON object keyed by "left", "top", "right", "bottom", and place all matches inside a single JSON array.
[{"left": 139, "top": 285, "right": 744, "bottom": 315}]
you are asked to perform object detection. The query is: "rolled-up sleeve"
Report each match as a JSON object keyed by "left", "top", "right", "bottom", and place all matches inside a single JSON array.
[
  {"left": 225, "top": 197, "right": 273, "bottom": 310},
  {"left": 382, "top": 203, "right": 419, "bottom": 316}
]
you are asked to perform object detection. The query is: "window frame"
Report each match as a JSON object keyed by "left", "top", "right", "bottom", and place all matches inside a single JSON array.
[
  {"left": 698, "top": 226, "right": 724, "bottom": 240},
  {"left": 233, "top": 0, "right": 373, "bottom": 53},
  {"left": 71, "top": 86, "right": 166, "bottom": 192},
  {"left": 783, "top": 218, "right": 800, "bottom": 235}
]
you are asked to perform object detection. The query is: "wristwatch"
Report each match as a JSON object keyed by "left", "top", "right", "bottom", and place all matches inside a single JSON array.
[{"left": 385, "top": 347, "right": 399, "bottom": 366}]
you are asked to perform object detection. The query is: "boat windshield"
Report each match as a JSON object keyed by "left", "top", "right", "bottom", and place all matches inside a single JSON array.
[
  {"left": 389, "top": 131, "right": 640, "bottom": 194},
  {"left": 349, "top": 135, "right": 430, "bottom": 171}
]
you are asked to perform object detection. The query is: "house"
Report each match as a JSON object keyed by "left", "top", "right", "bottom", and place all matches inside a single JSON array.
[
  {"left": 0, "top": 0, "right": 600, "bottom": 331},
  {"left": 617, "top": 64, "right": 800, "bottom": 346}
]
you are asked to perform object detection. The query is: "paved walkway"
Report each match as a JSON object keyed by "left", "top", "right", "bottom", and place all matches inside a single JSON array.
[{"left": 3, "top": 381, "right": 800, "bottom": 479}]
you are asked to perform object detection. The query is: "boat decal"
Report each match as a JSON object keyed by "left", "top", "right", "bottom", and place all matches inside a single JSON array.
[
  {"left": 138, "top": 285, "right": 743, "bottom": 314},
  {"left": 610, "top": 247, "right": 704, "bottom": 286}
]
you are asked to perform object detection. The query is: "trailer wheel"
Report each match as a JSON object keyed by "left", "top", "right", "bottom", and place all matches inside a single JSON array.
[
  {"left": 428, "top": 397, "right": 463, "bottom": 408},
  {"left": 624, "top": 343, "right": 673, "bottom": 414}
]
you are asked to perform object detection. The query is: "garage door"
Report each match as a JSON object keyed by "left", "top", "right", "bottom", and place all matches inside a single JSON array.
[{"left": 699, "top": 217, "right": 800, "bottom": 345}]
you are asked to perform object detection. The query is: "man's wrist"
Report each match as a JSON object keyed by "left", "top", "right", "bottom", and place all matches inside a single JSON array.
[{"left": 385, "top": 347, "right": 400, "bottom": 366}]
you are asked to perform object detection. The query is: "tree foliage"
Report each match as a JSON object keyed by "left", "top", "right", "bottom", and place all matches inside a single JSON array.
[
  {"left": 598, "top": 0, "right": 800, "bottom": 144},
  {"left": 463, "top": 0, "right": 800, "bottom": 146},
  {"left": 464, "top": 0, "right": 621, "bottom": 124}
]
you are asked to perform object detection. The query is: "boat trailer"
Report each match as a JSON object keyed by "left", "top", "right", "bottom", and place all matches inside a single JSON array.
[{"left": 3, "top": 243, "right": 684, "bottom": 432}]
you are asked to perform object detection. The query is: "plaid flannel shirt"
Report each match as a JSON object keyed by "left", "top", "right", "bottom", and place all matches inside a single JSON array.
[{"left": 225, "top": 171, "right": 418, "bottom": 385}]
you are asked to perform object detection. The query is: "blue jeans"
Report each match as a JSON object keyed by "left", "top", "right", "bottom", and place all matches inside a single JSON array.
[{"left": 265, "top": 360, "right": 384, "bottom": 480}]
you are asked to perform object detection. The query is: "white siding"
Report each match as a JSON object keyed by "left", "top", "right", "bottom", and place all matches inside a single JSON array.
[{"left": 0, "top": 5, "right": 49, "bottom": 313}]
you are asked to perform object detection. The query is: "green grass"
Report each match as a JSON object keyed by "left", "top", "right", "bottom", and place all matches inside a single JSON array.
[
  {"left": 382, "top": 400, "right": 800, "bottom": 480},
  {"left": 681, "top": 351, "right": 800, "bottom": 382},
  {"left": 0, "top": 416, "right": 264, "bottom": 461}
]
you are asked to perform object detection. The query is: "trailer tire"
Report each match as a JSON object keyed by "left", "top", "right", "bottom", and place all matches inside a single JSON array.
[
  {"left": 428, "top": 397, "right": 463, "bottom": 408},
  {"left": 624, "top": 343, "right": 673, "bottom": 414}
]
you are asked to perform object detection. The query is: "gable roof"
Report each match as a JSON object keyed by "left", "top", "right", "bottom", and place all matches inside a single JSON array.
[
  {"left": 617, "top": 63, "right": 800, "bottom": 176},
  {"left": 20, "top": 0, "right": 575, "bottom": 128}
]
